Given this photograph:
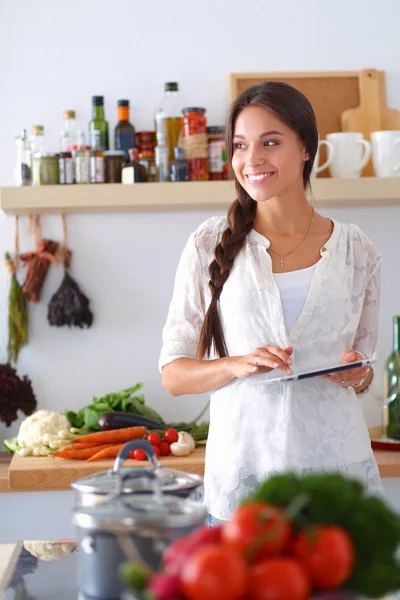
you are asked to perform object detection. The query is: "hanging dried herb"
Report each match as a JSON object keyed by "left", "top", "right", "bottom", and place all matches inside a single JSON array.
[
  {"left": 0, "top": 364, "right": 37, "bottom": 427},
  {"left": 5, "top": 253, "right": 28, "bottom": 365},
  {"left": 20, "top": 239, "right": 59, "bottom": 303},
  {"left": 47, "top": 250, "right": 93, "bottom": 328}
]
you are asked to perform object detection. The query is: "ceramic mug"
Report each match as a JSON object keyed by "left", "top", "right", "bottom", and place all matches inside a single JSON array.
[
  {"left": 311, "top": 139, "right": 334, "bottom": 178},
  {"left": 326, "top": 132, "right": 371, "bottom": 178},
  {"left": 371, "top": 130, "right": 400, "bottom": 177}
]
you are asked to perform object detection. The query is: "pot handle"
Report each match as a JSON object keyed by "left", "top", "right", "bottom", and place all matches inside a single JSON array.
[{"left": 112, "top": 439, "right": 159, "bottom": 474}]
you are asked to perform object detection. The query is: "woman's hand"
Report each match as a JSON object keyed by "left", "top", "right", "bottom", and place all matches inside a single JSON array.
[
  {"left": 323, "top": 350, "right": 371, "bottom": 390},
  {"left": 227, "top": 345, "right": 293, "bottom": 380}
]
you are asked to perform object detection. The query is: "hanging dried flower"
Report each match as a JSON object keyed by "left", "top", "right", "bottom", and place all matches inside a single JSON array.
[{"left": 0, "top": 364, "right": 37, "bottom": 427}]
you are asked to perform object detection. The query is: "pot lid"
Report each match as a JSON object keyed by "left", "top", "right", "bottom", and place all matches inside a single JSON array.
[
  {"left": 71, "top": 466, "right": 202, "bottom": 496},
  {"left": 73, "top": 493, "right": 207, "bottom": 534}
]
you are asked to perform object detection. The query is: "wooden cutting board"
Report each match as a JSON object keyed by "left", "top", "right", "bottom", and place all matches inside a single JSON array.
[
  {"left": 341, "top": 69, "right": 400, "bottom": 175},
  {"left": 7, "top": 446, "right": 206, "bottom": 491}
]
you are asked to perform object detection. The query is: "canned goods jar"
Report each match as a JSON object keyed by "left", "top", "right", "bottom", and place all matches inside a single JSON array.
[
  {"left": 32, "top": 153, "right": 59, "bottom": 185},
  {"left": 104, "top": 150, "right": 125, "bottom": 183},
  {"left": 58, "top": 152, "right": 74, "bottom": 184},
  {"left": 207, "top": 126, "right": 228, "bottom": 180},
  {"left": 181, "top": 107, "right": 209, "bottom": 181},
  {"left": 136, "top": 131, "right": 155, "bottom": 154}
]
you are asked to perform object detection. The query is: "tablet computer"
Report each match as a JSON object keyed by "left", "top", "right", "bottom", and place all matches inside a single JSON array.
[{"left": 247, "top": 357, "right": 377, "bottom": 385}]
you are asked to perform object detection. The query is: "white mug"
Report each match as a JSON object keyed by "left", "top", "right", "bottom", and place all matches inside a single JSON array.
[
  {"left": 371, "top": 130, "right": 400, "bottom": 177},
  {"left": 311, "top": 139, "right": 334, "bottom": 178},
  {"left": 326, "top": 132, "right": 371, "bottom": 178}
]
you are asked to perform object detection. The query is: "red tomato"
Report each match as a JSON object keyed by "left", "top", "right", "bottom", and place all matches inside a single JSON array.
[
  {"left": 151, "top": 445, "right": 161, "bottom": 458},
  {"left": 293, "top": 525, "right": 355, "bottom": 590},
  {"left": 128, "top": 448, "right": 146, "bottom": 461},
  {"left": 222, "top": 502, "right": 291, "bottom": 561},
  {"left": 180, "top": 544, "right": 247, "bottom": 600},
  {"left": 164, "top": 428, "right": 179, "bottom": 444},
  {"left": 163, "top": 525, "right": 222, "bottom": 575},
  {"left": 247, "top": 557, "right": 310, "bottom": 600},
  {"left": 147, "top": 432, "right": 162, "bottom": 447},
  {"left": 159, "top": 441, "right": 171, "bottom": 456}
]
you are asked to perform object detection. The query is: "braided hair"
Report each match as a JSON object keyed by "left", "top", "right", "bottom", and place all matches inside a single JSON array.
[{"left": 197, "top": 81, "right": 318, "bottom": 359}]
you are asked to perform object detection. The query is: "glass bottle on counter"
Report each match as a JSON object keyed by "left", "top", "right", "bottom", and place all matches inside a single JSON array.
[
  {"left": 89, "top": 96, "right": 109, "bottom": 151},
  {"left": 90, "top": 130, "right": 105, "bottom": 183},
  {"left": 385, "top": 316, "right": 400, "bottom": 440},
  {"left": 61, "top": 110, "right": 77, "bottom": 151},
  {"left": 74, "top": 130, "right": 91, "bottom": 184},
  {"left": 170, "top": 147, "right": 189, "bottom": 182},
  {"left": 14, "top": 129, "right": 31, "bottom": 185},
  {"left": 155, "top": 82, "right": 182, "bottom": 165},
  {"left": 114, "top": 100, "right": 135, "bottom": 162},
  {"left": 122, "top": 148, "right": 148, "bottom": 183}
]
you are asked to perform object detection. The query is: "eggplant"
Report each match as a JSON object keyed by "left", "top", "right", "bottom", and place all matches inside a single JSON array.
[{"left": 98, "top": 412, "right": 166, "bottom": 431}]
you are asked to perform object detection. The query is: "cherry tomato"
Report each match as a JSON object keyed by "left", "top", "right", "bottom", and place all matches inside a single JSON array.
[
  {"left": 293, "top": 525, "right": 355, "bottom": 590},
  {"left": 159, "top": 441, "right": 171, "bottom": 456},
  {"left": 163, "top": 525, "right": 222, "bottom": 575},
  {"left": 147, "top": 432, "right": 162, "bottom": 447},
  {"left": 164, "top": 428, "right": 179, "bottom": 444},
  {"left": 247, "top": 557, "right": 310, "bottom": 600},
  {"left": 180, "top": 544, "right": 247, "bottom": 600},
  {"left": 222, "top": 502, "right": 291, "bottom": 562},
  {"left": 129, "top": 448, "right": 146, "bottom": 461},
  {"left": 151, "top": 444, "right": 161, "bottom": 458}
]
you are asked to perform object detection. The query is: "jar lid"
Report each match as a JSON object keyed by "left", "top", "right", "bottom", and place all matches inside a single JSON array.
[
  {"left": 71, "top": 465, "right": 202, "bottom": 496},
  {"left": 104, "top": 150, "right": 125, "bottom": 157},
  {"left": 64, "top": 110, "right": 76, "bottom": 119},
  {"left": 182, "top": 107, "right": 206, "bottom": 114},
  {"left": 73, "top": 494, "right": 207, "bottom": 534},
  {"left": 32, "top": 125, "right": 44, "bottom": 135},
  {"left": 117, "top": 99, "right": 129, "bottom": 107},
  {"left": 207, "top": 126, "right": 225, "bottom": 135}
]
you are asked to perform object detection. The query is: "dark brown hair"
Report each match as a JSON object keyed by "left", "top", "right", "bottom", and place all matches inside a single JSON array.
[{"left": 197, "top": 81, "right": 319, "bottom": 359}]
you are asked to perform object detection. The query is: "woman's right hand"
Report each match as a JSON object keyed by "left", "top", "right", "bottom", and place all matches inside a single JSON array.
[{"left": 227, "top": 345, "right": 294, "bottom": 380}]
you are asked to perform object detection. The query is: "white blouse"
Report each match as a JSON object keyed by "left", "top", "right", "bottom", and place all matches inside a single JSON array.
[
  {"left": 274, "top": 264, "right": 318, "bottom": 334},
  {"left": 159, "top": 216, "right": 384, "bottom": 520}
]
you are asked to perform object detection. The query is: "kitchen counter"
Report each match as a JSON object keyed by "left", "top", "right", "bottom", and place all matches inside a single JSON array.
[{"left": 5, "top": 442, "right": 400, "bottom": 491}]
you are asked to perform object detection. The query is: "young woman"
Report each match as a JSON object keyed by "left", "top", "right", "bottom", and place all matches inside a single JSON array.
[{"left": 159, "top": 81, "right": 383, "bottom": 524}]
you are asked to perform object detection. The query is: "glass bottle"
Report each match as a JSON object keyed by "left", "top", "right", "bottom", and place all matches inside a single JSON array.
[
  {"left": 74, "top": 130, "right": 90, "bottom": 184},
  {"left": 90, "top": 130, "right": 105, "bottom": 183},
  {"left": 155, "top": 135, "right": 170, "bottom": 182},
  {"left": 385, "top": 316, "right": 400, "bottom": 440},
  {"left": 14, "top": 129, "right": 31, "bottom": 186},
  {"left": 88, "top": 96, "right": 109, "bottom": 151},
  {"left": 155, "top": 82, "right": 182, "bottom": 164},
  {"left": 61, "top": 110, "right": 76, "bottom": 151},
  {"left": 114, "top": 100, "right": 135, "bottom": 162},
  {"left": 121, "top": 148, "right": 148, "bottom": 183},
  {"left": 30, "top": 125, "right": 45, "bottom": 156},
  {"left": 170, "top": 147, "right": 189, "bottom": 182}
]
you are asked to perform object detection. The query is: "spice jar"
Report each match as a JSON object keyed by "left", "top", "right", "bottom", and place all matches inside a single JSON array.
[
  {"left": 32, "top": 153, "right": 59, "bottom": 185},
  {"left": 136, "top": 131, "right": 157, "bottom": 182},
  {"left": 104, "top": 150, "right": 125, "bottom": 183},
  {"left": 181, "top": 107, "right": 209, "bottom": 181},
  {"left": 58, "top": 151, "right": 74, "bottom": 184},
  {"left": 207, "top": 126, "right": 228, "bottom": 180}
]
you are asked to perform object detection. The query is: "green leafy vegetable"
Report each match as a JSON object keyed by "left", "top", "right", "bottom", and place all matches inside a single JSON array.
[
  {"left": 246, "top": 471, "right": 400, "bottom": 598},
  {"left": 3, "top": 436, "right": 20, "bottom": 454},
  {"left": 63, "top": 384, "right": 209, "bottom": 440}
]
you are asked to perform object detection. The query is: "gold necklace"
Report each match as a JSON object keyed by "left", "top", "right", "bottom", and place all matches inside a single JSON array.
[{"left": 268, "top": 207, "right": 315, "bottom": 267}]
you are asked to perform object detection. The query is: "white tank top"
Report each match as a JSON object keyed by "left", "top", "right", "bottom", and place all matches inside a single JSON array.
[{"left": 274, "top": 263, "right": 318, "bottom": 333}]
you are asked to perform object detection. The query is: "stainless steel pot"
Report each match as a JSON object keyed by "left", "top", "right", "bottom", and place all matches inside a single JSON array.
[
  {"left": 71, "top": 439, "right": 204, "bottom": 507},
  {"left": 73, "top": 460, "right": 207, "bottom": 599}
]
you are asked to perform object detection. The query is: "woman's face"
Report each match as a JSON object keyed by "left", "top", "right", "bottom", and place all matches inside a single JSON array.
[{"left": 231, "top": 105, "right": 308, "bottom": 203}]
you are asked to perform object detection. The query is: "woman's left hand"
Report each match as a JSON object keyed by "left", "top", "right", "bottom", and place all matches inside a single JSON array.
[{"left": 323, "top": 350, "right": 371, "bottom": 389}]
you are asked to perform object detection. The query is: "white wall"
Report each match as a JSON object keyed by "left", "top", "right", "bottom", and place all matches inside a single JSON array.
[{"left": 1, "top": 0, "right": 400, "bottom": 444}]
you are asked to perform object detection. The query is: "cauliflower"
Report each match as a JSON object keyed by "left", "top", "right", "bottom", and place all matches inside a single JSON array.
[
  {"left": 23, "top": 540, "right": 76, "bottom": 560},
  {"left": 17, "top": 410, "right": 70, "bottom": 449}
]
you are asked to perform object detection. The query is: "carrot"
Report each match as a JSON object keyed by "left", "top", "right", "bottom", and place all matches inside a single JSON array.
[
  {"left": 73, "top": 426, "right": 146, "bottom": 446},
  {"left": 86, "top": 443, "right": 126, "bottom": 462},
  {"left": 52, "top": 444, "right": 117, "bottom": 460},
  {"left": 69, "top": 440, "right": 112, "bottom": 449}
]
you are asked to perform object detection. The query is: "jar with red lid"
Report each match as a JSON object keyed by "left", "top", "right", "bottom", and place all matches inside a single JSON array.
[
  {"left": 207, "top": 126, "right": 228, "bottom": 180},
  {"left": 181, "top": 107, "right": 208, "bottom": 181}
]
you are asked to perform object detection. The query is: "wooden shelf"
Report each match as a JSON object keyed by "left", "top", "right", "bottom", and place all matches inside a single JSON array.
[{"left": 0, "top": 178, "right": 400, "bottom": 215}]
